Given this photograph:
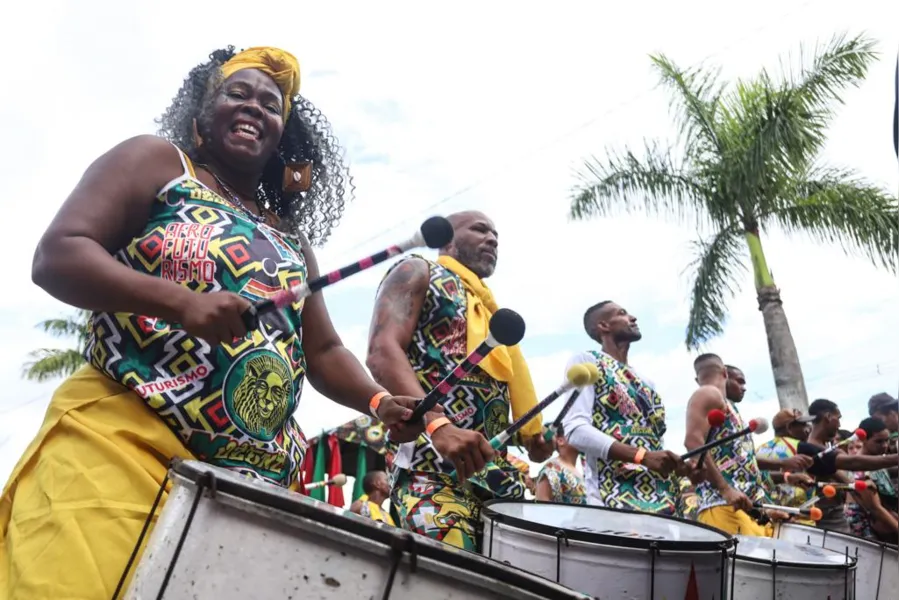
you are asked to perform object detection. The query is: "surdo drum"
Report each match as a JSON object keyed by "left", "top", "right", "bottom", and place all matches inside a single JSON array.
[
  {"left": 776, "top": 522, "right": 898, "bottom": 600},
  {"left": 730, "top": 535, "right": 857, "bottom": 600},
  {"left": 123, "top": 460, "right": 590, "bottom": 600},
  {"left": 480, "top": 500, "right": 735, "bottom": 599}
]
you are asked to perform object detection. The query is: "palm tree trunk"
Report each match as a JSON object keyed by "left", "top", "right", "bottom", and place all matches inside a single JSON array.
[{"left": 745, "top": 227, "right": 810, "bottom": 412}]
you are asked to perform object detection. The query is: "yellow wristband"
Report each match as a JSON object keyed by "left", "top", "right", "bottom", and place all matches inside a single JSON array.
[
  {"left": 426, "top": 416, "right": 452, "bottom": 436},
  {"left": 634, "top": 447, "right": 647, "bottom": 465},
  {"left": 369, "top": 391, "right": 389, "bottom": 419}
]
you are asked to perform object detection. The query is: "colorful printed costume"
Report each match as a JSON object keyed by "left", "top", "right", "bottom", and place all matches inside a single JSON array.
[
  {"left": 756, "top": 436, "right": 816, "bottom": 526},
  {"left": 696, "top": 401, "right": 772, "bottom": 536},
  {"left": 536, "top": 458, "right": 586, "bottom": 504},
  {"left": 1, "top": 145, "right": 310, "bottom": 598},
  {"left": 562, "top": 350, "right": 677, "bottom": 515},
  {"left": 384, "top": 255, "right": 541, "bottom": 551}
]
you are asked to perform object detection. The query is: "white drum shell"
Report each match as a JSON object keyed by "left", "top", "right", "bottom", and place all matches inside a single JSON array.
[
  {"left": 777, "top": 522, "right": 898, "bottom": 600},
  {"left": 125, "top": 461, "right": 588, "bottom": 600},
  {"left": 731, "top": 535, "right": 856, "bottom": 600},
  {"left": 481, "top": 502, "right": 733, "bottom": 599}
]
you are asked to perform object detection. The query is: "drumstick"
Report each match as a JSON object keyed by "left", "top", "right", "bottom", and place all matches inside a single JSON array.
[
  {"left": 542, "top": 363, "right": 601, "bottom": 442},
  {"left": 695, "top": 409, "right": 727, "bottom": 470},
  {"left": 754, "top": 503, "right": 823, "bottom": 521},
  {"left": 680, "top": 417, "right": 769, "bottom": 460},
  {"left": 241, "top": 216, "right": 455, "bottom": 330},
  {"left": 304, "top": 473, "right": 348, "bottom": 490},
  {"left": 820, "top": 480, "right": 868, "bottom": 498},
  {"left": 446, "top": 363, "right": 600, "bottom": 480},
  {"left": 816, "top": 428, "right": 867, "bottom": 457},
  {"left": 408, "top": 308, "right": 526, "bottom": 422}
]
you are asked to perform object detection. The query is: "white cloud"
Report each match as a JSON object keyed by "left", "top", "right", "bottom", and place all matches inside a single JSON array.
[{"left": 0, "top": 0, "right": 897, "bottom": 487}]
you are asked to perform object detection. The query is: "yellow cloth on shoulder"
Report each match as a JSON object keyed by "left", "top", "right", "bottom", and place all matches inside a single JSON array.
[
  {"left": 221, "top": 46, "right": 301, "bottom": 120},
  {"left": 357, "top": 494, "right": 396, "bottom": 526},
  {"left": 436, "top": 255, "right": 542, "bottom": 437},
  {"left": 0, "top": 365, "right": 194, "bottom": 599}
]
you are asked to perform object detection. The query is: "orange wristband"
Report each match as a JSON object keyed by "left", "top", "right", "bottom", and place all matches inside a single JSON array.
[
  {"left": 369, "top": 391, "right": 389, "bottom": 419},
  {"left": 634, "top": 447, "right": 647, "bottom": 465},
  {"left": 426, "top": 416, "right": 451, "bottom": 436}
]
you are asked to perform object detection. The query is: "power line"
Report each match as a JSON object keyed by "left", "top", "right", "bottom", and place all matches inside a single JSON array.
[{"left": 328, "top": 0, "right": 813, "bottom": 262}]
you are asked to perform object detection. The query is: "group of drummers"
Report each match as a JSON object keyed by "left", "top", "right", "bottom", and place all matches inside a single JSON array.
[{"left": 0, "top": 41, "right": 895, "bottom": 599}]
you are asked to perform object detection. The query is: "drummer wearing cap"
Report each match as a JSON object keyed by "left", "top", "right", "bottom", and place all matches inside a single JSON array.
[
  {"left": 797, "top": 398, "right": 898, "bottom": 534},
  {"left": 757, "top": 409, "right": 817, "bottom": 521}
]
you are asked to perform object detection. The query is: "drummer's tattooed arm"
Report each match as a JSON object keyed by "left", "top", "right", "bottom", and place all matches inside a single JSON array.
[{"left": 367, "top": 257, "right": 431, "bottom": 402}]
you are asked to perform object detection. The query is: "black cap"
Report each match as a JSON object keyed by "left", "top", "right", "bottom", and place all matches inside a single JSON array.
[{"left": 868, "top": 392, "right": 899, "bottom": 416}]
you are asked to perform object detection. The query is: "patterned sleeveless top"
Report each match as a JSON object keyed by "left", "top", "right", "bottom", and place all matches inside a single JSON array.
[
  {"left": 586, "top": 350, "right": 675, "bottom": 515},
  {"left": 696, "top": 401, "right": 767, "bottom": 511},
  {"left": 536, "top": 458, "right": 586, "bottom": 504},
  {"left": 85, "top": 145, "right": 308, "bottom": 488},
  {"left": 385, "top": 257, "right": 524, "bottom": 499}
]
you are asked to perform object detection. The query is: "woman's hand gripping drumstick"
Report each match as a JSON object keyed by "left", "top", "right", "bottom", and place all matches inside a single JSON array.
[
  {"left": 446, "top": 362, "right": 600, "bottom": 481},
  {"left": 241, "top": 216, "right": 455, "bottom": 330}
]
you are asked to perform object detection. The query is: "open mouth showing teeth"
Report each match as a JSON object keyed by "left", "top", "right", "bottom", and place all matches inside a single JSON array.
[{"left": 232, "top": 123, "right": 261, "bottom": 140}]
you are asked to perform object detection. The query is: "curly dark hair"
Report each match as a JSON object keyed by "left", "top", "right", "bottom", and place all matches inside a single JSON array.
[{"left": 156, "top": 46, "right": 354, "bottom": 246}]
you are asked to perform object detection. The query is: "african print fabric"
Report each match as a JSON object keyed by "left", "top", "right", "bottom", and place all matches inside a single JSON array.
[
  {"left": 384, "top": 256, "right": 526, "bottom": 501},
  {"left": 584, "top": 350, "right": 676, "bottom": 515},
  {"left": 676, "top": 478, "right": 699, "bottom": 520},
  {"left": 391, "top": 469, "right": 483, "bottom": 551},
  {"left": 696, "top": 401, "right": 767, "bottom": 512},
  {"left": 756, "top": 436, "right": 813, "bottom": 520},
  {"left": 536, "top": 458, "right": 586, "bottom": 504},
  {"left": 84, "top": 147, "right": 308, "bottom": 488}
]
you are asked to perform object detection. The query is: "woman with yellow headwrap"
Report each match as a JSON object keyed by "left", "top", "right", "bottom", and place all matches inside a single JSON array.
[{"left": 0, "top": 46, "right": 442, "bottom": 599}]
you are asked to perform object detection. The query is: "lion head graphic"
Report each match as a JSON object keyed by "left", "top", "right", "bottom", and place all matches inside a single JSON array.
[{"left": 227, "top": 351, "right": 294, "bottom": 441}]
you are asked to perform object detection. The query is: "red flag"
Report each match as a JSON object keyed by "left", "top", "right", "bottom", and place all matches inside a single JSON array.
[
  {"left": 326, "top": 434, "right": 345, "bottom": 507},
  {"left": 301, "top": 440, "right": 316, "bottom": 496},
  {"left": 684, "top": 563, "right": 699, "bottom": 600}
]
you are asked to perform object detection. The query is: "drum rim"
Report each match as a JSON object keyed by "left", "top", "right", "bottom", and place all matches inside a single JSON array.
[
  {"left": 735, "top": 535, "right": 859, "bottom": 569},
  {"left": 779, "top": 521, "right": 899, "bottom": 553},
  {"left": 482, "top": 499, "right": 735, "bottom": 551},
  {"left": 169, "top": 460, "right": 587, "bottom": 600}
]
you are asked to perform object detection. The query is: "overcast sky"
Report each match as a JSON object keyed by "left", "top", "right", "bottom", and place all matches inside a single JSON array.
[{"left": 0, "top": 1, "right": 896, "bottom": 484}]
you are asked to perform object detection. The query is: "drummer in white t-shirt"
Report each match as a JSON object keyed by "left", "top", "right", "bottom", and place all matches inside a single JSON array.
[{"left": 561, "top": 301, "right": 691, "bottom": 515}]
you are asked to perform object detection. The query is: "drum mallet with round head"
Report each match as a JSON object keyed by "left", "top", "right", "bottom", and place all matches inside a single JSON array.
[
  {"left": 541, "top": 363, "right": 601, "bottom": 442},
  {"left": 680, "top": 417, "right": 769, "bottom": 460},
  {"left": 408, "top": 308, "right": 527, "bottom": 422},
  {"left": 820, "top": 480, "right": 869, "bottom": 498},
  {"left": 447, "top": 363, "right": 600, "bottom": 481},
  {"left": 817, "top": 428, "right": 867, "bottom": 458},
  {"left": 304, "top": 473, "right": 348, "bottom": 490},
  {"left": 755, "top": 503, "right": 823, "bottom": 522},
  {"left": 242, "top": 215, "right": 455, "bottom": 329},
  {"left": 695, "top": 409, "right": 728, "bottom": 469}
]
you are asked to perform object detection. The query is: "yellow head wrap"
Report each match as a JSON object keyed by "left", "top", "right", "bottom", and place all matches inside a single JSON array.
[{"left": 221, "top": 47, "right": 301, "bottom": 121}]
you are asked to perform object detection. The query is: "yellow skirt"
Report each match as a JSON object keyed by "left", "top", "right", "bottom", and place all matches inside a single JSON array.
[
  {"left": 697, "top": 505, "right": 774, "bottom": 537},
  {"left": 0, "top": 365, "right": 194, "bottom": 600}
]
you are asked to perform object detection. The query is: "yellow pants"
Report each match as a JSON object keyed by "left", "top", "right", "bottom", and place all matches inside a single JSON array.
[
  {"left": 0, "top": 366, "right": 193, "bottom": 600},
  {"left": 698, "top": 505, "right": 774, "bottom": 537}
]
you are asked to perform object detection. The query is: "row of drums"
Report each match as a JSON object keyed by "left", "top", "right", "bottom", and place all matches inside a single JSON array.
[{"left": 124, "top": 460, "right": 898, "bottom": 600}]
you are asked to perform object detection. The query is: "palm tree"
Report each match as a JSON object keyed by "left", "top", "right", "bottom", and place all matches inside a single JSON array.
[
  {"left": 22, "top": 309, "right": 92, "bottom": 382},
  {"left": 570, "top": 33, "right": 898, "bottom": 412}
]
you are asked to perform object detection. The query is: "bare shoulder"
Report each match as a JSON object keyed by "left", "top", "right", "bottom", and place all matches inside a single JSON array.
[
  {"left": 379, "top": 256, "right": 429, "bottom": 295},
  {"left": 687, "top": 385, "right": 726, "bottom": 411}
]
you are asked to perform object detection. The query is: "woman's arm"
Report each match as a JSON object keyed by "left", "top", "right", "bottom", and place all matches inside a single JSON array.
[
  {"left": 535, "top": 477, "right": 553, "bottom": 502},
  {"left": 32, "top": 135, "right": 196, "bottom": 320},
  {"left": 297, "top": 235, "right": 394, "bottom": 414}
]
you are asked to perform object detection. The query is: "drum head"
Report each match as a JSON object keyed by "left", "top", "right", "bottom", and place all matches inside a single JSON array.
[
  {"left": 735, "top": 535, "right": 857, "bottom": 568},
  {"left": 483, "top": 501, "right": 733, "bottom": 551}
]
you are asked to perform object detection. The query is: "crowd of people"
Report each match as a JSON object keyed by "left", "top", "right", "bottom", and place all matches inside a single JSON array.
[{"left": 0, "top": 42, "right": 894, "bottom": 599}]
